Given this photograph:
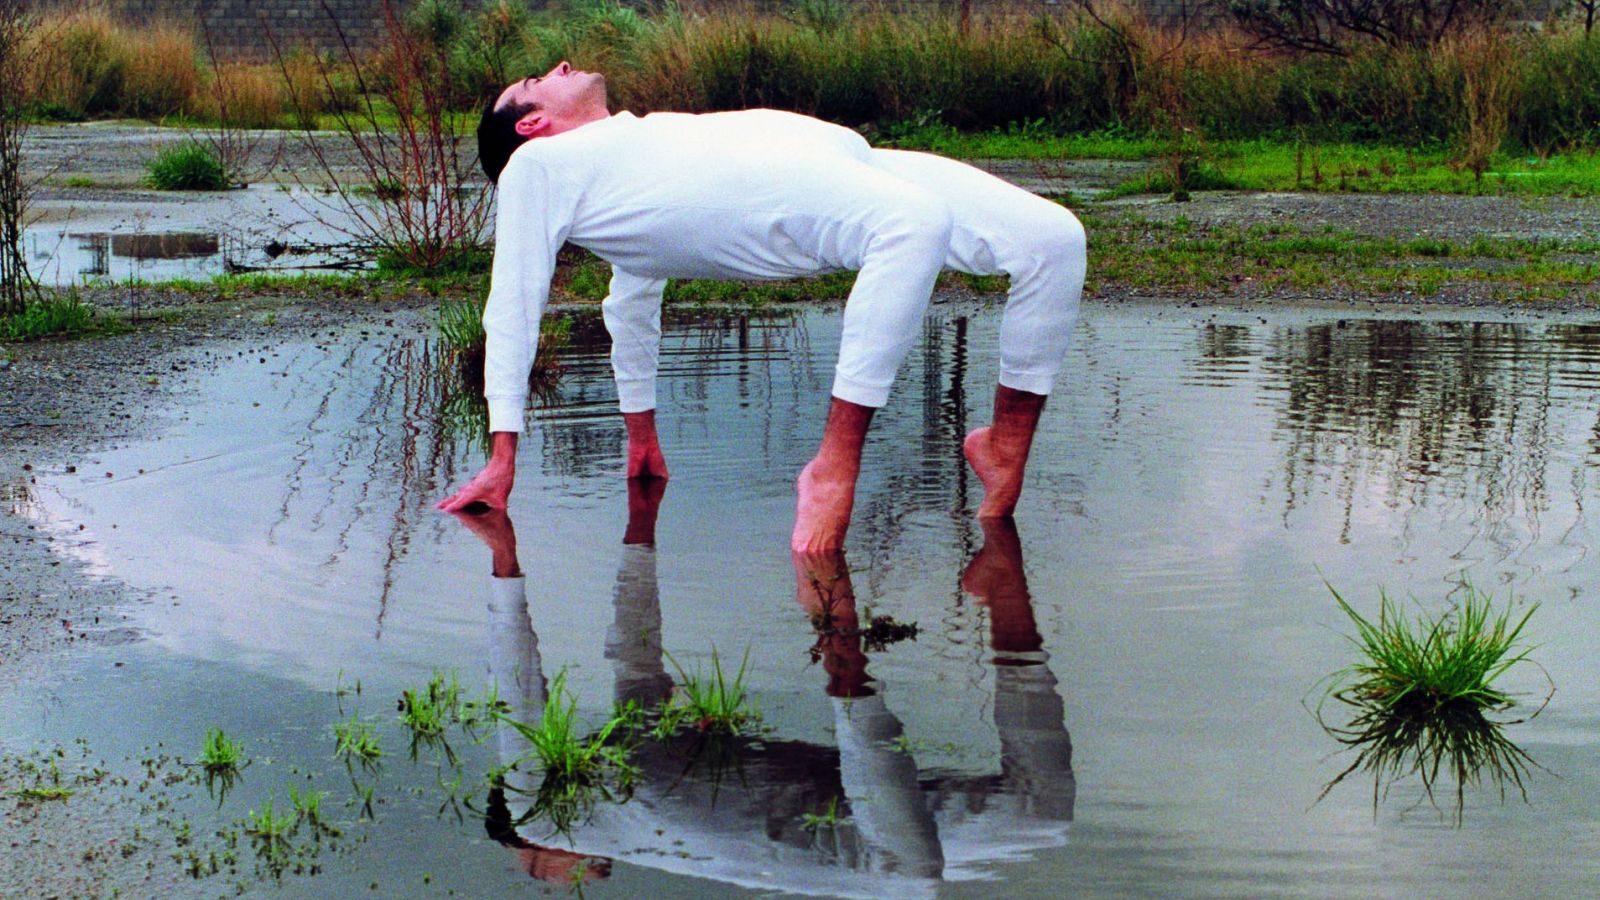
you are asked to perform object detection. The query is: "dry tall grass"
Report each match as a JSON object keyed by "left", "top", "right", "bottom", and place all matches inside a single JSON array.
[
  {"left": 122, "top": 23, "right": 201, "bottom": 118},
  {"left": 191, "top": 63, "right": 284, "bottom": 129}
]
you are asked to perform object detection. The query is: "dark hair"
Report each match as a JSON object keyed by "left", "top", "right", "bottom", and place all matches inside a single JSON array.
[{"left": 477, "top": 97, "right": 540, "bottom": 184}]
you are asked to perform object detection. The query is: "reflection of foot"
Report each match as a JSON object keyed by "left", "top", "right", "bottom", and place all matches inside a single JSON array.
[
  {"left": 516, "top": 846, "right": 611, "bottom": 884},
  {"left": 792, "top": 550, "right": 873, "bottom": 697},
  {"left": 960, "top": 517, "right": 1042, "bottom": 656},
  {"left": 792, "top": 549, "right": 853, "bottom": 618},
  {"left": 792, "top": 458, "right": 856, "bottom": 553},
  {"left": 623, "top": 476, "right": 667, "bottom": 545},
  {"left": 960, "top": 516, "right": 1024, "bottom": 598},
  {"left": 963, "top": 426, "right": 1024, "bottom": 518}
]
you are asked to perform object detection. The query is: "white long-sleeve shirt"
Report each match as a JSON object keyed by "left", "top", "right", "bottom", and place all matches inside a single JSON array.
[{"left": 483, "top": 109, "right": 898, "bottom": 429}]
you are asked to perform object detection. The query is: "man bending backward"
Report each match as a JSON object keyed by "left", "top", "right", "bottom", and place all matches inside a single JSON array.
[{"left": 436, "top": 62, "right": 1087, "bottom": 552}]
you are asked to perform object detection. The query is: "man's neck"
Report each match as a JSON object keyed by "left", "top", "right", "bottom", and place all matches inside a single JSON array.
[{"left": 549, "top": 105, "right": 612, "bottom": 137}]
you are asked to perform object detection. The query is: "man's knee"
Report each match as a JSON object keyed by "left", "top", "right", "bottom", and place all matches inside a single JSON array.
[{"left": 1032, "top": 209, "right": 1086, "bottom": 269}]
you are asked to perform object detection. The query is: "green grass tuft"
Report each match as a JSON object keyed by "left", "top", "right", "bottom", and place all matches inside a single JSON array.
[
  {"left": 800, "top": 795, "right": 843, "bottom": 832},
  {"left": 1316, "top": 580, "right": 1548, "bottom": 823},
  {"left": 332, "top": 714, "right": 385, "bottom": 766},
  {"left": 655, "top": 647, "right": 758, "bottom": 737},
  {"left": 198, "top": 728, "right": 244, "bottom": 773},
  {"left": 145, "top": 143, "right": 229, "bottom": 191},
  {"left": 0, "top": 294, "right": 111, "bottom": 342},
  {"left": 496, "top": 670, "right": 641, "bottom": 834},
  {"left": 1323, "top": 581, "right": 1537, "bottom": 714},
  {"left": 244, "top": 799, "right": 295, "bottom": 843}
]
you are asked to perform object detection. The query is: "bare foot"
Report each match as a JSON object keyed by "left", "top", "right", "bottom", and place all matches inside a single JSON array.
[
  {"left": 964, "top": 426, "right": 1023, "bottom": 518},
  {"left": 792, "top": 458, "right": 856, "bottom": 553},
  {"left": 623, "top": 410, "right": 669, "bottom": 480},
  {"left": 625, "top": 441, "right": 669, "bottom": 479}
]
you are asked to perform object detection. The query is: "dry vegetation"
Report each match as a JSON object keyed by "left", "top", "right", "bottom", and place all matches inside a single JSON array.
[{"left": 11, "top": 1, "right": 1600, "bottom": 161}]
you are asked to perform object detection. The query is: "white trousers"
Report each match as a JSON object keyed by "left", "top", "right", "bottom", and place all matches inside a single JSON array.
[{"left": 603, "top": 150, "right": 1086, "bottom": 410}]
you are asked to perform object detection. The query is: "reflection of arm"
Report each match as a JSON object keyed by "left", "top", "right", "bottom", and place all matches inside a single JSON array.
[
  {"left": 603, "top": 269, "right": 668, "bottom": 414},
  {"left": 487, "top": 575, "right": 546, "bottom": 794},
  {"left": 482, "top": 157, "right": 581, "bottom": 433}
]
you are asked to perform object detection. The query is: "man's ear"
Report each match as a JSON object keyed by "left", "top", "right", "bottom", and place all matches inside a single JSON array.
[{"left": 513, "top": 112, "right": 550, "bottom": 139}]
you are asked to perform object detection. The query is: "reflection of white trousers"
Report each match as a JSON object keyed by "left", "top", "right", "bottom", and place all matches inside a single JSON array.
[{"left": 604, "top": 151, "right": 1086, "bottom": 412}]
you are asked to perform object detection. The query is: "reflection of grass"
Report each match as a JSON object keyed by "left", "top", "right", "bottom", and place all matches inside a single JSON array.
[
  {"left": 656, "top": 648, "right": 758, "bottom": 737},
  {"left": 800, "top": 795, "right": 842, "bottom": 832},
  {"left": 497, "top": 671, "right": 641, "bottom": 835},
  {"left": 1317, "top": 581, "right": 1547, "bottom": 823}
]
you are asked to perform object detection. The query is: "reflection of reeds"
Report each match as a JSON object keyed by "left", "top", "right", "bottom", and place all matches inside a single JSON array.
[
  {"left": 435, "top": 298, "right": 569, "bottom": 455},
  {"left": 1316, "top": 581, "right": 1549, "bottom": 823},
  {"left": 1318, "top": 694, "right": 1540, "bottom": 824}
]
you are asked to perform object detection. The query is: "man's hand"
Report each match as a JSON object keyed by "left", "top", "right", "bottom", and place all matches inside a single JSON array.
[{"left": 437, "top": 432, "right": 519, "bottom": 512}]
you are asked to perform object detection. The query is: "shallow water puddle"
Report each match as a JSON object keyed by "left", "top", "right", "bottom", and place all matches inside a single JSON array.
[
  {"left": 28, "top": 185, "right": 372, "bottom": 285},
  {"left": 12, "top": 300, "right": 1600, "bottom": 895}
]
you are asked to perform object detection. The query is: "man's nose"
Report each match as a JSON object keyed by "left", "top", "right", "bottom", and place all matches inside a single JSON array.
[{"left": 550, "top": 61, "right": 571, "bottom": 77}]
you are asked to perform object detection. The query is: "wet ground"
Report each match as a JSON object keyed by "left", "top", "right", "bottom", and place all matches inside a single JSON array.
[{"left": 6, "top": 299, "right": 1600, "bottom": 896}]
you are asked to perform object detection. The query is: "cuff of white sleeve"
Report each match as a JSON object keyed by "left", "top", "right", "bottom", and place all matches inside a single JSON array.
[
  {"left": 486, "top": 394, "right": 526, "bottom": 434},
  {"left": 999, "top": 370, "right": 1055, "bottom": 396},
  {"left": 487, "top": 574, "right": 526, "bottom": 613},
  {"left": 615, "top": 377, "right": 657, "bottom": 414},
  {"left": 830, "top": 372, "right": 891, "bottom": 408}
]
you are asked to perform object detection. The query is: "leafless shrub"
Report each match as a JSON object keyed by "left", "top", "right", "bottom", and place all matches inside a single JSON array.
[
  {"left": 0, "top": 0, "right": 40, "bottom": 315},
  {"left": 269, "top": 0, "right": 489, "bottom": 272},
  {"left": 1226, "top": 0, "right": 1521, "bottom": 55},
  {"left": 192, "top": 25, "right": 283, "bottom": 188}
]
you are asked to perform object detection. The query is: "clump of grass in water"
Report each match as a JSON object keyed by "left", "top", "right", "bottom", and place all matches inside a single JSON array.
[
  {"left": 1316, "top": 581, "right": 1549, "bottom": 823},
  {"left": 496, "top": 671, "right": 641, "bottom": 835},
  {"left": 333, "top": 714, "right": 385, "bottom": 767},
  {"left": 198, "top": 728, "right": 244, "bottom": 773},
  {"left": 145, "top": 142, "right": 229, "bottom": 190},
  {"left": 397, "top": 670, "right": 507, "bottom": 761},
  {"left": 800, "top": 795, "right": 843, "bottom": 832},
  {"left": 245, "top": 799, "right": 295, "bottom": 843},
  {"left": 655, "top": 647, "right": 759, "bottom": 737}
]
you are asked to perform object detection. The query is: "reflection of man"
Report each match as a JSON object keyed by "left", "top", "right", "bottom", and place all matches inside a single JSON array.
[
  {"left": 456, "top": 500, "right": 1072, "bottom": 892},
  {"left": 438, "top": 61, "right": 1087, "bottom": 552}
]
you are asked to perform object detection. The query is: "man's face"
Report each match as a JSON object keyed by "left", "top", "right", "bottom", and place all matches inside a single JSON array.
[{"left": 493, "top": 61, "right": 605, "bottom": 124}]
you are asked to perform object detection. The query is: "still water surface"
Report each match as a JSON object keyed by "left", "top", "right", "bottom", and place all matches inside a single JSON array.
[{"left": 15, "top": 299, "right": 1600, "bottom": 896}]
